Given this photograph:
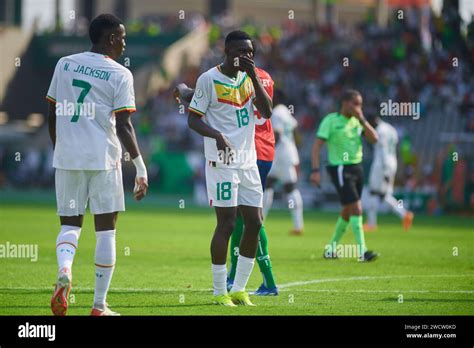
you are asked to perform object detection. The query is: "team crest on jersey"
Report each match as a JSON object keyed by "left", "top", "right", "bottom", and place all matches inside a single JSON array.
[{"left": 213, "top": 75, "right": 253, "bottom": 107}]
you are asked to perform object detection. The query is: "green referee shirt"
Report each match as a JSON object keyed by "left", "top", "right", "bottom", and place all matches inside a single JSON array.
[{"left": 316, "top": 112, "right": 364, "bottom": 166}]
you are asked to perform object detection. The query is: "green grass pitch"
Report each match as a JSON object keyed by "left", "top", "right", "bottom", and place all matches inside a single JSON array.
[{"left": 0, "top": 200, "right": 473, "bottom": 315}]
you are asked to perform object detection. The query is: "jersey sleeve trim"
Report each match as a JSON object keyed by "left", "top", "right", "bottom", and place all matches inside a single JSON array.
[
  {"left": 113, "top": 106, "right": 137, "bottom": 113},
  {"left": 46, "top": 95, "right": 56, "bottom": 103},
  {"left": 189, "top": 106, "right": 205, "bottom": 117}
]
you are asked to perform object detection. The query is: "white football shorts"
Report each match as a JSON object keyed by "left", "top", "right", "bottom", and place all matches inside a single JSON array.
[
  {"left": 268, "top": 160, "right": 298, "bottom": 184},
  {"left": 205, "top": 163, "right": 263, "bottom": 208},
  {"left": 268, "top": 141, "right": 299, "bottom": 183},
  {"left": 55, "top": 168, "right": 125, "bottom": 216},
  {"left": 368, "top": 164, "right": 396, "bottom": 196}
]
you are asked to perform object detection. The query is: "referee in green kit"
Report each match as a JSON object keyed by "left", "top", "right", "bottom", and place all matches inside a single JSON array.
[{"left": 310, "top": 89, "right": 379, "bottom": 262}]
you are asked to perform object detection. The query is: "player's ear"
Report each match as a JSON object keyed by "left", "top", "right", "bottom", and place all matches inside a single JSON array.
[{"left": 108, "top": 32, "right": 115, "bottom": 45}]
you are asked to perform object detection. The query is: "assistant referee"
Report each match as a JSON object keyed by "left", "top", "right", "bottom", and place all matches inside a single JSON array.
[{"left": 310, "top": 89, "right": 379, "bottom": 262}]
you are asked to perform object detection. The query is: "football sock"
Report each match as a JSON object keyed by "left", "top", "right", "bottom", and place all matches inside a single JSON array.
[
  {"left": 212, "top": 263, "right": 227, "bottom": 296},
  {"left": 56, "top": 225, "right": 81, "bottom": 271},
  {"left": 385, "top": 194, "right": 406, "bottom": 219},
  {"left": 327, "top": 216, "right": 349, "bottom": 252},
  {"left": 227, "top": 214, "right": 244, "bottom": 281},
  {"left": 350, "top": 215, "right": 367, "bottom": 256},
  {"left": 262, "top": 188, "right": 274, "bottom": 218},
  {"left": 93, "top": 230, "right": 116, "bottom": 309},
  {"left": 230, "top": 255, "right": 255, "bottom": 293},
  {"left": 256, "top": 225, "right": 276, "bottom": 289},
  {"left": 366, "top": 193, "right": 379, "bottom": 226},
  {"left": 287, "top": 189, "right": 304, "bottom": 230}
]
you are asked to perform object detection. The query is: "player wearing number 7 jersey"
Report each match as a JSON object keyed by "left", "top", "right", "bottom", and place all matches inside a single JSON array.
[
  {"left": 46, "top": 14, "right": 148, "bottom": 316},
  {"left": 187, "top": 30, "right": 273, "bottom": 306}
]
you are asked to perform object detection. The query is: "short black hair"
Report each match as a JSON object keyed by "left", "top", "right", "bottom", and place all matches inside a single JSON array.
[
  {"left": 341, "top": 89, "right": 361, "bottom": 102},
  {"left": 89, "top": 14, "right": 123, "bottom": 44},
  {"left": 225, "top": 30, "right": 252, "bottom": 46}
]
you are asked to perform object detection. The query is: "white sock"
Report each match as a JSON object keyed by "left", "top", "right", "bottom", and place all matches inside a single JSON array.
[
  {"left": 211, "top": 264, "right": 227, "bottom": 296},
  {"left": 56, "top": 225, "right": 81, "bottom": 272},
  {"left": 385, "top": 195, "right": 406, "bottom": 219},
  {"left": 287, "top": 189, "right": 304, "bottom": 230},
  {"left": 230, "top": 255, "right": 255, "bottom": 293},
  {"left": 93, "top": 230, "right": 116, "bottom": 309},
  {"left": 366, "top": 193, "right": 379, "bottom": 226},
  {"left": 262, "top": 188, "right": 274, "bottom": 219}
]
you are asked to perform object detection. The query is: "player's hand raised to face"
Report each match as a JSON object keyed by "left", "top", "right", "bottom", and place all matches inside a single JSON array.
[
  {"left": 352, "top": 106, "right": 365, "bottom": 121},
  {"left": 133, "top": 176, "right": 148, "bottom": 201},
  {"left": 237, "top": 56, "right": 256, "bottom": 77},
  {"left": 310, "top": 171, "right": 321, "bottom": 187}
]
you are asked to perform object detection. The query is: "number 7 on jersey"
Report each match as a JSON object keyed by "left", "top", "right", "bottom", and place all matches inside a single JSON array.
[{"left": 71, "top": 79, "right": 92, "bottom": 122}]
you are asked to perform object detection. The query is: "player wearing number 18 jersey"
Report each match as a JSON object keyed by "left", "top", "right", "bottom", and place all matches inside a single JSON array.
[
  {"left": 187, "top": 30, "right": 273, "bottom": 306},
  {"left": 174, "top": 65, "right": 278, "bottom": 296},
  {"left": 46, "top": 14, "right": 148, "bottom": 316}
]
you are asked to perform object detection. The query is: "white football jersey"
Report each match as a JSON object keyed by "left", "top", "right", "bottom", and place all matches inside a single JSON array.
[
  {"left": 189, "top": 66, "right": 257, "bottom": 169},
  {"left": 47, "top": 52, "right": 136, "bottom": 170},
  {"left": 373, "top": 121, "right": 398, "bottom": 172},
  {"left": 271, "top": 104, "right": 299, "bottom": 165}
]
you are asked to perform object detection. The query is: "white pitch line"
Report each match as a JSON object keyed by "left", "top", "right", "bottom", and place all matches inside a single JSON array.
[
  {"left": 1, "top": 274, "right": 472, "bottom": 294},
  {"left": 278, "top": 274, "right": 474, "bottom": 289},
  {"left": 279, "top": 289, "right": 474, "bottom": 294}
]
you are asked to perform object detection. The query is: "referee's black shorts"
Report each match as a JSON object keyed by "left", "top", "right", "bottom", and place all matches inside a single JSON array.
[{"left": 327, "top": 164, "right": 364, "bottom": 205}]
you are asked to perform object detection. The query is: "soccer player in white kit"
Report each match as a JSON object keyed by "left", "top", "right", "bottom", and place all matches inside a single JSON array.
[
  {"left": 263, "top": 90, "right": 304, "bottom": 235},
  {"left": 187, "top": 31, "right": 273, "bottom": 306},
  {"left": 46, "top": 14, "right": 148, "bottom": 316},
  {"left": 364, "top": 116, "right": 414, "bottom": 231}
]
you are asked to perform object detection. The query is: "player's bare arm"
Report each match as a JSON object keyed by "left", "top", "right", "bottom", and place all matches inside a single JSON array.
[
  {"left": 238, "top": 56, "right": 272, "bottom": 118},
  {"left": 47, "top": 100, "right": 56, "bottom": 149},
  {"left": 115, "top": 110, "right": 148, "bottom": 200},
  {"left": 353, "top": 107, "right": 378, "bottom": 144},
  {"left": 310, "top": 138, "right": 325, "bottom": 187}
]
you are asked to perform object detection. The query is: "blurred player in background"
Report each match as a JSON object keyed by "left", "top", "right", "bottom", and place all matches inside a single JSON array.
[
  {"left": 263, "top": 89, "right": 304, "bottom": 235},
  {"left": 47, "top": 14, "right": 148, "bottom": 316},
  {"left": 364, "top": 116, "right": 414, "bottom": 232},
  {"left": 186, "top": 30, "right": 273, "bottom": 306},
  {"left": 175, "top": 41, "right": 279, "bottom": 296},
  {"left": 310, "top": 89, "right": 378, "bottom": 262}
]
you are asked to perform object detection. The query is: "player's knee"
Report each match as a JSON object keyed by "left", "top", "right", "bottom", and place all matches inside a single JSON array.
[
  {"left": 56, "top": 225, "right": 82, "bottom": 247},
  {"left": 245, "top": 215, "right": 262, "bottom": 234},
  {"left": 341, "top": 206, "right": 350, "bottom": 220},
  {"left": 217, "top": 219, "right": 235, "bottom": 236},
  {"left": 265, "top": 177, "right": 276, "bottom": 189},
  {"left": 351, "top": 202, "right": 363, "bottom": 216},
  {"left": 283, "top": 183, "right": 295, "bottom": 193}
]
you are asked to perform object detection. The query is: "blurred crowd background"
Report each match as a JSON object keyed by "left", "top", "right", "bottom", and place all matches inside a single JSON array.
[{"left": 0, "top": 0, "right": 473, "bottom": 214}]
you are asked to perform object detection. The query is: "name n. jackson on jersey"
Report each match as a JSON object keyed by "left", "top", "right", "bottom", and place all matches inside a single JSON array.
[{"left": 46, "top": 51, "right": 136, "bottom": 171}]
